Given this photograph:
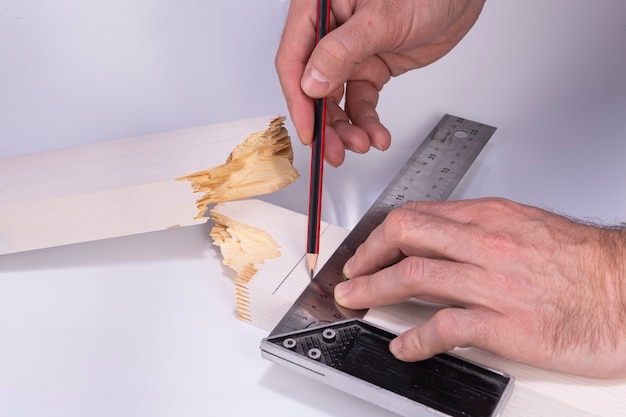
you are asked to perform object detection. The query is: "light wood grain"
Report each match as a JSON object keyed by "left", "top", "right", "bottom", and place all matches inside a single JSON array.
[
  {"left": 210, "top": 199, "right": 348, "bottom": 330},
  {"left": 0, "top": 116, "right": 298, "bottom": 255},
  {"left": 211, "top": 198, "right": 626, "bottom": 417}
]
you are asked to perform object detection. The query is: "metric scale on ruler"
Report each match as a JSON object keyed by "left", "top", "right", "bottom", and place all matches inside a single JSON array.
[
  {"left": 261, "top": 115, "right": 513, "bottom": 417},
  {"left": 272, "top": 114, "right": 496, "bottom": 336}
]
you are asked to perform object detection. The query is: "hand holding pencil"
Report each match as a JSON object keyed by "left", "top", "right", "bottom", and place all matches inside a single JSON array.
[
  {"left": 276, "top": 0, "right": 484, "bottom": 278},
  {"left": 275, "top": 0, "right": 484, "bottom": 167}
]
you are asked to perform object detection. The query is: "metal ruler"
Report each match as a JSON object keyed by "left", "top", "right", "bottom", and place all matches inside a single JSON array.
[
  {"left": 270, "top": 114, "right": 497, "bottom": 337},
  {"left": 262, "top": 115, "right": 509, "bottom": 417}
]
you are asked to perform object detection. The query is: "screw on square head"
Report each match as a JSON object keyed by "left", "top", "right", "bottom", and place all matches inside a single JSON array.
[
  {"left": 283, "top": 338, "right": 297, "bottom": 350},
  {"left": 322, "top": 328, "right": 336, "bottom": 342},
  {"left": 307, "top": 348, "right": 322, "bottom": 360}
]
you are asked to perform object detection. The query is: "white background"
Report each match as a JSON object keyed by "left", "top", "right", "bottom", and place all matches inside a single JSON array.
[{"left": 1, "top": 1, "right": 625, "bottom": 416}]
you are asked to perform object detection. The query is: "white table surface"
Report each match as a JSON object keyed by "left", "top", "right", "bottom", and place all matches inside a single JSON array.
[{"left": 1, "top": 1, "right": 625, "bottom": 416}]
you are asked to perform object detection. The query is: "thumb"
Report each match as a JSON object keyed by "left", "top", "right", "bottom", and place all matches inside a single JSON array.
[{"left": 301, "top": 6, "right": 392, "bottom": 98}]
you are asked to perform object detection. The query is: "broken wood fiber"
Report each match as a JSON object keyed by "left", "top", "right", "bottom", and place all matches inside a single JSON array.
[
  {"left": 0, "top": 115, "right": 298, "bottom": 255},
  {"left": 209, "top": 199, "right": 347, "bottom": 328},
  {"left": 177, "top": 116, "right": 299, "bottom": 218},
  {"left": 210, "top": 205, "right": 282, "bottom": 322}
]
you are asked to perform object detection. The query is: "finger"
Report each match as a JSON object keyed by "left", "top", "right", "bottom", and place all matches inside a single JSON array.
[
  {"left": 301, "top": 2, "right": 401, "bottom": 98},
  {"left": 343, "top": 203, "right": 494, "bottom": 279},
  {"left": 322, "top": 91, "right": 351, "bottom": 167},
  {"left": 342, "top": 55, "right": 392, "bottom": 152},
  {"left": 323, "top": 72, "right": 390, "bottom": 161},
  {"left": 335, "top": 257, "right": 487, "bottom": 310},
  {"left": 326, "top": 88, "right": 371, "bottom": 158},
  {"left": 275, "top": 0, "right": 318, "bottom": 144},
  {"left": 390, "top": 308, "right": 493, "bottom": 361},
  {"left": 344, "top": 78, "right": 391, "bottom": 152}
]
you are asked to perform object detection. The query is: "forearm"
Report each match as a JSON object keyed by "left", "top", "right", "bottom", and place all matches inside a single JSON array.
[{"left": 595, "top": 226, "right": 626, "bottom": 377}]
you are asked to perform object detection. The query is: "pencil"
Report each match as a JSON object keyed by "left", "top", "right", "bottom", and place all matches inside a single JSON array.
[{"left": 307, "top": 0, "right": 331, "bottom": 280}]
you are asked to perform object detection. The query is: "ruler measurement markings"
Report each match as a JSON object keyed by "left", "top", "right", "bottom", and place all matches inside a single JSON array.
[{"left": 271, "top": 115, "right": 496, "bottom": 336}]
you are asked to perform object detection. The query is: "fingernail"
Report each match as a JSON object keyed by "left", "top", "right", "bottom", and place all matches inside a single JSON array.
[
  {"left": 372, "top": 134, "right": 390, "bottom": 152},
  {"left": 372, "top": 139, "right": 384, "bottom": 152},
  {"left": 346, "top": 142, "right": 366, "bottom": 154},
  {"left": 342, "top": 257, "right": 354, "bottom": 279},
  {"left": 390, "top": 336, "right": 403, "bottom": 356},
  {"left": 334, "top": 280, "right": 352, "bottom": 302},
  {"left": 301, "top": 66, "right": 330, "bottom": 97}
]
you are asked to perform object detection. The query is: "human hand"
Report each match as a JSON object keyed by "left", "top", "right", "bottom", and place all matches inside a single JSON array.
[
  {"left": 275, "top": 0, "right": 485, "bottom": 166},
  {"left": 335, "top": 198, "right": 626, "bottom": 379}
]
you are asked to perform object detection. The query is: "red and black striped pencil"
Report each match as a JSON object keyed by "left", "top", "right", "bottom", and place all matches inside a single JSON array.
[{"left": 306, "top": 0, "right": 331, "bottom": 280}]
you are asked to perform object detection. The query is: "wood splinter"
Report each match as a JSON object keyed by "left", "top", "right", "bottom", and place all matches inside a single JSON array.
[
  {"left": 210, "top": 199, "right": 347, "bottom": 329},
  {"left": 177, "top": 116, "right": 299, "bottom": 218},
  {"left": 210, "top": 201, "right": 282, "bottom": 323},
  {"left": 0, "top": 115, "right": 298, "bottom": 255}
]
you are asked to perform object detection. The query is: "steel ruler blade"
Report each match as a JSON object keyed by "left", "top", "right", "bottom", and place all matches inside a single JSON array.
[{"left": 270, "top": 114, "right": 496, "bottom": 337}]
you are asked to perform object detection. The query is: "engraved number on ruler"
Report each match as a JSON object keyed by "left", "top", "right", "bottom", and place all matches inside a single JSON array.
[
  {"left": 270, "top": 115, "right": 496, "bottom": 337},
  {"left": 387, "top": 117, "right": 482, "bottom": 207}
]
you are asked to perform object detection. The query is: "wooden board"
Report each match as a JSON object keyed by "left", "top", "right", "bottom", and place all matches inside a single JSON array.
[
  {"left": 210, "top": 198, "right": 626, "bottom": 417},
  {"left": 210, "top": 198, "right": 349, "bottom": 331},
  {"left": 0, "top": 116, "right": 298, "bottom": 255}
]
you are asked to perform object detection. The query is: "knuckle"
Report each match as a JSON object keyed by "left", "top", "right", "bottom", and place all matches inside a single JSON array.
[
  {"left": 352, "top": 275, "right": 387, "bottom": 309},
  {"left": 274, "top": 51, "right": 283, "bottom": 72},
  {"left": 402, "top": 311, "right": 462, "bottom": 359},
  {"left": 317, "top": 35, "right": 352, "bottom": 68},
  {"left": 429, "top": 310, "right": 470, "bottom": 351},
  {"left": 358, "top": 275, "right": 376, "bottom": 298},
  {"left": 479, "top": 197, "right": 520, "bottom": 218},
  {"left": 431, "top": 310, "right": 460, "bottom": 339},
  {"left": 383, "top": 207, "right": 417, "bottom": 243},
  {"left": 395, "top": 257, "right": 424, "bottom": 290},
  {"left": 399, "top": 330, "right": 428, "bottom": 359}
]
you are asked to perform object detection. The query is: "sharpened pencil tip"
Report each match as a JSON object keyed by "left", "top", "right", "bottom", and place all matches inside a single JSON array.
[{"left": 306, "top": 253, "right": 318, "bottom": 281}]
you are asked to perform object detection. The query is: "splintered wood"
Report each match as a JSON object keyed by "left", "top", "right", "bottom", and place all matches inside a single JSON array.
[
  {"left": 210, "top": 206, "right": 281, "bottom": 322},
  {"left": 0, "top": 115, "right": 298, "bottom": 255},
  {"left": 210, "top": 199, "right": 348, "bottom": 330},
  {"left": 177, "top": 116, "right": 299, "bottom": 218}
]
